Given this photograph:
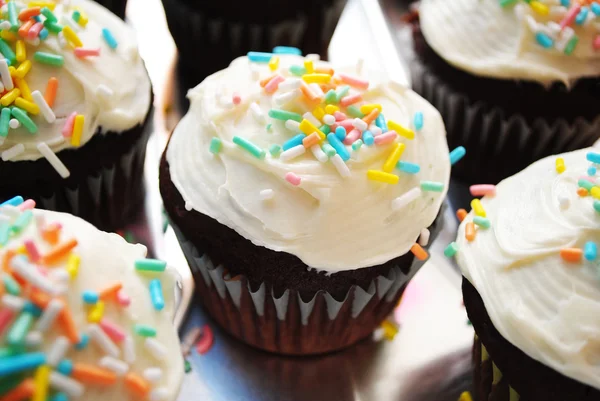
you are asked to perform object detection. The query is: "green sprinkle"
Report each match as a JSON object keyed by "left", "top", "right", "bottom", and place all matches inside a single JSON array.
[
  {"left": 184, "top": 360, "right": 192, "bottom": 373},
  {"left": 7, "top": 2, "right": 18, "bottom": 31},
  {"left": 444, "top": 242, "right": 459, "bottom": 258},
  {"left": 269, "top": 144, "right": 281, "bottom": 157},
  {"left": 135, "top": 258, "right": 166, "bottom": 272},
  {"left": 320, "top": 125, "right": 331, "bottom": 135},
  {"left": 352, "top": 139, "right": 363, "bottom": 151},
  {"left": 473, "top": 216, "right": 491, "bottom": 229},
  {"left": 11, "top": 210, "right": 33, "bottom": 234},
  {"left": 0, "top": 108, "right": 10, "bottom": 138},
  {"left": 335, "top": 85, "right": 350, "bottom": 103},
  {"left": 2, "top": 274, "right": 21, "bottom": 295},
  {"left": 34, "top": 52, "right": 64, "bottom": 67},
  {"left": 322, "top": 144, "right": 336, "bottom": 158},
  {"left": 467, "top": 319, "right": 472, "bottom": 326},
  {"left": 7, "top": 312, "right": 34, "bottom": 348},
  {"left": 268, "top": 109, "right": 302, "bottom": 122},
  {"left": 499, "top": 0, "right": 518, "bottom": 6},
  {"left": 72, "top": 10, "right": 81, "bottom": 23},
  {"left": 564, "top": 36, "right": 579, "bottom": 56},
  {"left": 41, "top": 7, "right": 58, "bottom": 23},
  {"left": 43, "top": 20, "right": 64, "bottom": 34},
  {"left": 324, "top": 89, "right": 337, "bottom": 104},
  {"left": 10, "top": 107, "right": 37, "bottom": 134},
  {"left": 347, "top": 105, "right": 364, "bottom": 118},
  {"left": 0, "top": 347, "right": 16, "bottom": 360},
  {"left": 266, "top": 123, "right": 272, "bottom": 132},
  {"left": 0, "top": 224, "right": 9, "bottom": 246},
  {"left": 289, "top": 65, "right": 307, "bottom": 76},
  {"left": 578, "top": 179, "right": 594, "bottom": 191},
  {"left": 134, "top": 324, "right": 157, "bottom": 337},
  {"left": 209, "top": 137, "right": 222, "bottom": 154},
  {"left": 420, "top": 181, "right": 445, "bottom": 192},
  {"left": 0, "top": 39, "right": 16, "bottom": 66},
  {"left": 594, "top": 200, "right": 600, "bottom": 214},
  {"left": 232, "top": 136, "right": 266, "bottom": 159}
]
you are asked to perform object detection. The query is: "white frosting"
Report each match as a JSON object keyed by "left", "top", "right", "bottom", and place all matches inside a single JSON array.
[
  {"left": 1, "top": 208, "right": 183, "bottom": 400},
  {"left": 457, "top": 148, "right": 600, "bottom": 390},
  {"left": 0, "top": 0, "right": 151, "bottom": 161},
  {"left": 166, "top": 55, "right": 450, "bottom": 272},
  {"left": 420, "top": 0, "right": 600, "bottom": 85}
]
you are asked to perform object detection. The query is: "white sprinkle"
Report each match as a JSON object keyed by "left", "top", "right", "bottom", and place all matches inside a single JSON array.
[
  {"left": 284, "top": 119, "right": 300, "bottom": 132},
  {"left": 49, "top": 372, "right": 84, "bottom": 398},
  {"left": 558, "top": 195, "right": 570, "bottom": 210},
  {"left": 96, "top": 84, "right": 114, "bottom": 105},
  {"left": 25, "top": 37, "right": 40, "bottom": 47},
  {"left": 47, "top": 336, "right": 70, "bottom": 367},
  {"left": 37, "top": 143, "right": 70, "bottom": 179},
  {"left": 35, "top": 298, "right": 63, "bottom": 332},
  {"left": 250, "top": 102, "right": 266, "bottom": 124},
  {"left": 274, "top": 88, "right": 301, "bottom": 106},
  {"left": 1, "top": 294, "right": 25, "bottom": 311},
  {"left": 352, "top": 118, "right": 368, "bottom": 132},
  {"left": 419, "top": 228, "right": 431, "bottom": 247},
  {"left": 0, "top": 205, "right": 19, "bottom": 217},
  {"left": 219, "top": 96, "right": 234, "bottom": 109},
  {"left": 46, "top": 136, "right": 65, "bottom": 147},
  {"left": 356, "top": 58, "right": 364, "bottom": 75},
  {"left": 370, "top": 126, "right": 382, "bottom": 137},
  {"left": 9, "top": 119, "right": 20, "bottom": 129},
  {"left": 259, "top": 189, "right": 274, "bottom": 201},
  {"left": 391, "top": 187, "right": 422, "bottom": 211},
  {"left": 143, "top": 367, "right": 163, "bottom": 383},
  {"left": 372, "top": 327, "right": 385, "bottom": 342},
  {"left": 88, "top": 324, "right": 120, "bottom": 358},
  {"left": 331, "top": 154, "right": 351, "bottom": 178},
  {"left": 99, "top": 356, "right": 129, "bottom": 376},
  {"left": 323, "top": 114, "right": 336, "bottom": 125},
  {"left": 0, "top": 59, "right": 13, "bottom": 91},
  {"left": 11, "top": 256, "right": 57, "bottom": 295},
  {"left": 547, "top": 21, "right": 561, "bottom": 37},
  {"left": 58, "top": 31, "right": 67, "bottom": 48},
  {"left": 278, "top": 78, "right": 302, "bottom": 92},
  {"left": 303, "top": 112, "right": 321, "bottom": 127},
  {"left": 48, "top": 268, "right": 70, "bottom": 284},
  {"left": 550, "top": 5, "right": 567, "bottom": 18},
  {"left": 0, "top": 21, "right": 10, "bottom": 31},
  {"left": 25, "top": 331, "right": 43, "bottom": 348},
  {"left": 310, "top": 144, "right": 328, "bottom": 163},
  {"left": 525, "top": 15, "right": 539, "bottom": 33},
  {"left": 2, "top": 144, "right": 24, "bottom": 161},
  {"left": 309, "top": 83, "right": 324, "bottom": 97},
  {"left": 279, "top": 144, "right": 306, "bottom": 162},
  {"left": 184, "top": 201, "right": 192, "bottom": 211},
  {"left": 145, "top": 338, "right": 167, "bottom": 361},
  {"left": 150, "top": 387, "right": 169, "bottom": 401},
  {"left": 32, "top": 90, "right": 56, "bottom": 123},
  {"left": 555, "top": 26, "right": 574, "bottom": 52},
  {"left": 306, "top": 54, "right": 320, "bottom": 61},
  {"left": 123, "top": 335, "right": 136, "bottom": 364}
]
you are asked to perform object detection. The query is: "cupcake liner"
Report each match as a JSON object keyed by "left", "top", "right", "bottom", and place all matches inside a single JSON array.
[
  {"left": 169, "top": 209, "right": 444, "bottom": 355},
  {"left": 473, "top": 335, "right": 519, "bottom": 401},
  {"left": 162, "top": 0, "right": 347, "bottom": 88},
  {"left": 410, "top": 61, "right": 600, "bottom": 185},
  {"left": 92, "top": 0, "right": 128, "bottom": 19}
]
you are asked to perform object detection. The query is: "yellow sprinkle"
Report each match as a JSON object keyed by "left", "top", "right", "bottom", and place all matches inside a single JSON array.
[
  {"left": 312, "top": 106, "right": 325, "bottom": 121},
  {"left": 591, "top": 187, "right": 600, "bottom": 200},
  {"left": 381, "top": 320, "right": 399, "bottom": 341},
  {"left": 28, "top": 2, "right": 56, "bottom": 10},
  {"left": 367, "top": 170, "right": 399, "bottom": 184},
  {"left": 458, "top": 392, "right": 473, "bottom": 401},
  {"left": 304, "top": 59, "right": 314, "bottom": 74},
  {"left": 14, "top": 77, "right": 31, "bottom": 101},
  {"left": 62, "top": 26, "right": 83, "bottom": 47},
  {"left": 530, "top": 1, "right": 549, "bottom": 15},
  {"left": 360, "top": 104, "right": 382, "bottom": 114},
  {"left": 73, "top": 7, "right": 89, "bottom": 26},
  {"left": 88, "top": 300, "right": 105, "bottom": 323},
  {"left": 299, "top": 119, "right": 325, "bottom": 140},
  {"left": 388, "top": 120, "right": 415, "bottom": 140},
  {"left": 302, "top": 74, "right": 332, "bottom": 84},
  {"left": 14, "top": 97, "right": 40, "bottom": 115},
  {"left": 32, "top": 365, "right": 50, "bottom": 401},
  {"left": 16, "top": 245, "right": 27, "bottom": 254},
  {"left": 471, "top": 198, "right": 486, "bottom": 217},
  {"left": 71, "top": 114, "right": 84, "bottom": 146},
  {"left": 0, "top": 30, "right": 17, "bottom": 42},
  {"left": 8, "top": 66, "right": 16, "bottom": 78},
  {"left": 383, "top": 143, "right": 406, "bottom": 173},
  {"left": 15, "top": 40, "right": 26, "bottom": 63},
  {"left": 555, "top": 157, "right": 565, "bottom": 174},
  {"left": 15, "top": 60, "right": 31, "bottom": 79},
  {"left": 324, "top": 105, "right": 339, "bottom": 114},
  {"left": 66, "top": 253, "right": 80, "bottom": 279},
  {"left": 1, "top": 88, "right": 20, "bottom": 106},
  {"left": 268, "top": 56, "right": 279, "bottom": 71}
]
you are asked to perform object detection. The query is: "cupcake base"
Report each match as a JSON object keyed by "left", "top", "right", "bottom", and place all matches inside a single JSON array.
[{"left": 464, "top": 278, "right": 600, "bottom": 401}]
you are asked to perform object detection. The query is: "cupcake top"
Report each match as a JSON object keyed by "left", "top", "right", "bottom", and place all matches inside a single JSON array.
[
  {"left": 420, "top": 0, "right": 600, "bottom": 85},
  {"left": 0, "top": 201, "right": 183, "bottom": 400},
  {"left": 166, "top": 52, "right": 450, "bottom": 272},
  {"left": 0, "top": 0, "right": 151, "bottom": 171},
  {"left": 456, "top": 148, "right": 600, "bottom": 390}
]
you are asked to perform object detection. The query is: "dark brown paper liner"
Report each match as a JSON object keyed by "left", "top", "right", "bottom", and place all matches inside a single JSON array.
[
  {"left": 411, "top": 62, "right": 600, "bottom": 185},
  {"left": 170, "top": 211, "right": 443, "bottom": 356},
  {"left": 0, "top": 108, "right": 152, "bottom": 232},
  {"left": 92, "top": 0, "right": 128, "bottom": 19}
]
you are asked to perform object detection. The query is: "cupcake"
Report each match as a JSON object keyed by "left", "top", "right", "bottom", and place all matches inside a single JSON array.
[
  {"left": 0, "top": 0, "right": 152, "bottom": 232},
  {"left": 412, "top": 0, "right": 600, "bottom": 185},
  {"left": 453, "top": 148, "right": 600, "bottom": 400},
  {"left": 162, "top": 0, "right": 348, "bottom": 92},
  {"left": 0, "top": 201, "right": 183, "bottom": 400},
  {"left": 160, "top": 54, "right": 451, "bottom": 354},
  {"left": 92, "top": 0, "right": 127, "bottom": 20}
]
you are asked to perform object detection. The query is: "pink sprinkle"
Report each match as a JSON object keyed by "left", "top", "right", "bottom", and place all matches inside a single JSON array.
[
  {"left": 24, "top": 240, "right": 40, "bottom": 262},
  {"left": 18, "top": 199, "right": 35, "bottom": 211},
  {"left": 338, "top": 73, "right": 369, "bottom": 90},
  {"left": 28, "top": 22, "right": 43, "bottom": 39},
  {"left": 343, "top": 129, "right": 361, "bottom": 145},
  {"left": 470, "top": 184, "right": 496, "bottom": 197},
  {"left": 62, "top": 112, "right": 77, "bottom": 137},
  {"left": 195, "top": 324, "right": 214, "bottom": 355},
  {"left": 337, "top": 119, "right": 355, "bottom": 130},
  {"left": 0, "top": 309, "right": 13, "bottom": 336},
  {"left": 232, "top": 93, "right": 241, "bottom": 105},
  {"left": 116, "top": 289, "right": 131, "bottom": 307},
  {"left": 285, "top": 172, "right": 301, "bottom": 186},
  {"left": 74, "top": 47, "right": 101, "bottom": 58},
  {"left": 560, "top": 3, "right": 581, "bottom": 30},
  {"left": 264, "top": 75, "right": 284, "bottom": 94},
  {"left": 100, "top": 318, "right": 126, "bottom": 343},
  {"left": 340, "top": 94, "right": 362, "bottom": 107},
  {"left": 334, "top": 111, "right": 348, "bottom": 121},
  {"left": 374, "top": 132, "right": 397, "bottom": 145},
  {"left": 594, "top": 34, "right": 600, "bottom": 50}
]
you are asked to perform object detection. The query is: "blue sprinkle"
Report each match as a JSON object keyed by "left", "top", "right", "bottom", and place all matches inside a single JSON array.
[
  {"left": 149, "top": 279, "right": 165, "bottom": 311},
  {"left": 33, "top": 15, "right": 42, "bottom": 23},
  {"left": 335, "top": 126, "right": 346, "bottom": 141},
  {"left": 102, "top": 28, "right": 118, "bottom": 49},
  {"left": 273, "top": 46, "right": 302, "bottom": 55},
  {"left": 575, "top": 7, "right": 589, "bottom": 25},
  {"left": 449, "top": 146, "right": 466, "bottom": 166},
  {"left": 375, "top": 114, "right": 388, "bottom": 133},
  {"left": 282, "top": 134, "right": 305, "bottom": 151},
  {"left": 327, "top": 133, "right": 350, "bottom": 161},
  {"left": 23, "top": 302, "right": 42, "bottom": 317},
  {"left": 413, "top": 112, "right": 424, "bottom": 131},
  {"left": 247, "top": 51, "right": 273, "bottom": 63},
  {"left": 1, "top": 196, "right": 23, "bottom": 207},
  {"left": 39, "top": 28, "right": 49, "bottom": 40},
  {"left": 592, "top": 2, "right": 600, "bottom": 16},
  {"left": 397, "top": 161, "right": 421, "bottom": 174},
  {"left": 589, "top": 166, "right": 597, "bottom": 176},
  {"left": 75, "top": 333, "right": 89, "bottom": 351},
  {"left": 585, "top": 241, "right": 597, "bottom": 261},
  {"left": 50, "top": 393, "right": 68, "bottom": 401},
  {"left": 535, "top": 32, "right": 554, "bottom": 48},
  {"left": 82, "top": 291, "right": 99, "bottom": 305},
  {"left": 362, "top": 130, "right": 374, "bottom": 146},
  {"left": 561, "top": 0, "right": 571, "bottom": 6},
  {"left": 0, "top": 353, "right": 46, "bottom": 376},
  {"left": 57, "top": 359, "right": 73, "bottom": 375},
  {"left": 587, "top": 152, "right": 600, "bottom": 164}
]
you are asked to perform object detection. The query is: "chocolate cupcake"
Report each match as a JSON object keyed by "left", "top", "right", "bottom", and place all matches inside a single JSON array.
[
  {"left": 162, "top": 0, "right": 347, "bottom": 91},
  {"left": 412, "top": 0, "right": 600, "bottom": 185},
  {"left": 0, "top": 0, "right": 152, "bottom": 232},
  {"left": 160, "top": 54, "right": 451, "bottom": 355},
  {"left": 453, "top": 148, "right": 600, "bottom": 400}
]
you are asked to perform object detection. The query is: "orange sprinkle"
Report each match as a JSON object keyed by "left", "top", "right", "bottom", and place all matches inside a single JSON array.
[
  {"left": 577, "top": 187, "right": 588, "bottom": 197},
  {"left": 456, "top": 209, "right": 468, "bottom": 222},
  {"left": 465, "top": 222, "right": 476, "bottom": 242},
  {"left": 2, "top": 249, "right": 16, "bottom": 272},
  {"left": 44, "top": 77, "right": 58, "bottom": 108},
  {"left": 1, "top": 379, "right": 34, "bottom": 401},
  {"left": 315, "top": 67, "right": 334, "bottom": 76},
  {"left": 302, "top": 132, "right": 321, "bottom": 148},
  {"left": 259, "top": 74, "right": 277, "bottom": 88},
  {"left": 29, "top": 290, "right": 51, "bottom": 309},
  {"left": 362, "top": 109, "right": 380, "bottom": 125},
  {"left": 41, "top": 224, "right": 60, "bottom": 245},
  {"left": 17, "top": 19, "right": 35, "bottom": 38},
  {"left": 72, "top": 364, "right": 117, "bottom": 386},
  {"left": 410, "top": 243, "right": 428, "bottom": 261},
  {"left": 99, "top": 281, "right": 123, "bottom": 299},
  {"left": 319, "top": 83, "right": 336, "bottom": 93},
  {"left": 560, "top": 248, "right": 583, "bottom": 263},
  {"left": 58, "top": 304, "right": 80, "bottom": 344},
  {"left": 18, "top": 7, "right": 41, "bottom": 21},
  {"left": 124, "top": 373, "right": 151, "bottom": 398},
  {"left": 41, "top": 238, "right": 78, "bottom": 265},
  {"left": 300, "top": 82, "right": 320, "bottom": 102}
]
